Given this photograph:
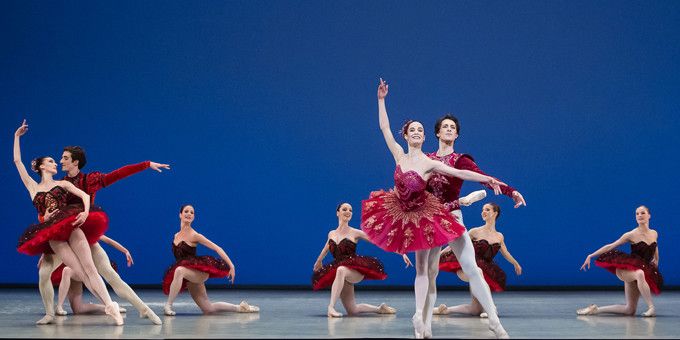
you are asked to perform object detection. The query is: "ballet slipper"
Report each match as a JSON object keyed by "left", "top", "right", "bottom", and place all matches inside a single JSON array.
[
  {"left": 140, "top": 307, "right": 163, "bottom": 325},
  {"left": 35, "top": 314, "right": 54, "bottom": 325},
  {"left": 55, "top": 305, "right": 68, "bottom": 316},
  {"left": 480, "top": 312, "right": 489, "bottom": 318},
  {"left": 119, "top": 307, "right": 127, "bottom": 313},
  {"left": 377, "top": 303, "right": 396, "bottom": 314},
  {"left": 489, "top": 317, "right": 509, "bottom": 339},
  {"left": 641, "top": 306, "right": 656, "bottom": 317},
  {"left": 576, "top": 304, "right": 598, "bottom": 315},
  {"left": 163, "top": 304, "right": 176, "bottom": 316},
  {"left": 327, "top": 305, "right": 342, "bottom": 318},
  {"left": 433, "top": 303, "right": 449, "bottom": 315},
  {"left": 412, "top": 313, "right": 425, "bottom": 339},
  {"left": 104, "top": 301, "right": 124, "bottom": 326},
  {"left": 238, "top": 301, "right": 260, "bottom": 313}
]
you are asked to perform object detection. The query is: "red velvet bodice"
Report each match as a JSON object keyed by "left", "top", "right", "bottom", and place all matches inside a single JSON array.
[
  {"left": 328, "top": 238, "right": 357, "bottom": 261},
  {"left": 172, "top": 241, "right": 197, "bottom": 260},
  {"left": 32, "top": 186, "right": 69, "bottom": 216}
]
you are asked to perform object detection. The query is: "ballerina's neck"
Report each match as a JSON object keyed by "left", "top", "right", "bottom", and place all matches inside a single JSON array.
[
  {"left": 180, "top": 223, "right": 193, "bottom": 231},
  {"left": 336, "top": 222, "right": 350, "bottom": 232},
  {"left": 637, "top": 223, "right": 650, "bottom": 231},
  {"left": 481, "top": 221, "right": 497, "bottom": 232},
  {"left": 38, "top": 173, "right": 56, "bottom": 184}
]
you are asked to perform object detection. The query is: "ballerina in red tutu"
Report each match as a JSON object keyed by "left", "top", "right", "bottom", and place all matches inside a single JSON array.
[
  {"left": 313, "top": 203, "right": 412, "bottom": 317},
  {"left": 361, "top": 79, "right": 505, "bottom": 338},
  {"left": 578, "top": 205, "right": 662, "bottom": 317},
  {"left": 13, "top": 120, "right": 123, "bottom": 325},
  {"left": 163, "top": 204, "right": 259, "bottom": 315},
  {"left": 434, "top": 202, "right": 522, "bottom": 316}
]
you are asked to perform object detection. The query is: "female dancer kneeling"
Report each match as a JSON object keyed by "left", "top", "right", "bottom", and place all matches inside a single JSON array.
[
  {"left": 435, "top": 202, "right": 522, "bottom": 317},
  {"left": 578, "top": 205, "right": 662, "bottom": 317},
  {"left": 313, "top": 202, "right": 412, "bottom": 317},
  {"left": 163, "top": 204, "right": 259, "bottom": 315}
]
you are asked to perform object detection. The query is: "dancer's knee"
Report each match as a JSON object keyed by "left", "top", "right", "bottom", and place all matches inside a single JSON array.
[
  {"left": 336, "top": 266, "right": 350, "bottom": 279},
  {"left": 173, "top": 267, "right": 188, "bottom": 280},
  {"left": 633, "top": 270, "right": 645, "bottom": 282}
]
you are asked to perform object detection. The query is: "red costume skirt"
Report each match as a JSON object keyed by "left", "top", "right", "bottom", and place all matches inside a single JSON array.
[
  {"left": 595, "top": 250, "right": 663, "bottom": 295},
  {"left": 18, "top": 205, "right": 108, "bottom": 256},
  {"left": 162, "top": 256, "right": 231, "bottom": 295},
  {"left": 311, "top": 255, "right": 387, "bottom": 290},
  {"left": 51, "top": 261, "right": 118, "bottom": 287},
  {"left": 361, "top": 190, "right": 465, "bottom": 254},
  {"left": 439, "top": 251, "right": 507, "bottom": 292}
]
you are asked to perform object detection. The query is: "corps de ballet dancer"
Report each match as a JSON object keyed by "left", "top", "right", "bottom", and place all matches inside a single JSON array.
[
  {"left": 51, "top": 235, "right": 131, "bottom": 317},
  {"left": 163, "top": 204, "right": 259, "bottom": 315},
  {"left": 312, "top": 202, "right": 412, "bottom": 317},
  {"left": 578, "top": 205, "right": 662, "bottom": 317},
  {"left": 435, "top": 202, "right": 522, "bottom": 316},
  {"left": 360, "top": 79, "right": 507, "bottom": 338},
  {"left": 13, "top": 120, "right": 124, "bottom": 325},
  {"left": 35, "top": 143, "right": 168, "bottom": 325}
]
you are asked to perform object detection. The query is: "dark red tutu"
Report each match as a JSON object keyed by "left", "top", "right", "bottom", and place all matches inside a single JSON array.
[
  {"left": 162, "top": 256, "right": 231, "bottom": 295},
  {"left": 312, "top": 255, "right": 387, "bottom": 290},
  {"left": 51, "top": 261, "right": 118, "bottom": 287},
  {"left": 595, "top": 250, "right": 663, "bottom": 295},
  {"left": 439, "top": 250, "right": 506, "bottom": 292},
  {"left": 361, "top": 190, "right": 465, "bottom": 254},
  {"left": 18, "top": 204, "right": 108, "bottom": 256}
]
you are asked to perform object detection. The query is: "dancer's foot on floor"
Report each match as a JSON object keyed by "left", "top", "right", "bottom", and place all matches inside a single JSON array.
[
  {"left": 141, "top": 307, "right": 163, "bottom": 325},
  {"left": 55, "top": 305, "right": 68, "bottom": 316},
  {"left": 377, "top": 303, "right": 396, "bottom": 314},
  {"left": 489, "top": 317, "right": 509, "bottom": 339},
  {"left": 105, "top": 302, "right": 124, "bottom": 326},
  {"left": 576, "top": 304, "right": 598, "bottom": 315},
  {"left": 238, "top": 301, "right": 260, "bottom": 313},
  {"left": 412, "top": 313, "right": 426, "bottom": 339},
  {"left": 35, "top": 314, "right": 54, "bottom": 325},
  {"left": 433, "top": 304, "right": 449, "bottom": 315},
  {"left": 163, "top": 304, "right": 176, "bottom": 316},
  {"left": 327, "top": 306, "right": 342, "bottom": 318},
  {"left": 642, "top": 306, "right": 656, "bottom": 317}
]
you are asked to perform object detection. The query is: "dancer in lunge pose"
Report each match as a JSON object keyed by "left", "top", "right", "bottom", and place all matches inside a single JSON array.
[
  {"left": 52, "top": 235, "right": 132, "bottom": 316},
  {"left": 163, "top": 205, "right": 259, "bottom": 315},
  {"left": 435, "top": 203, "right": 522, "bottom": 316},
  {"left": 422, "top": 112, "right": 527, "bottom": 338},
  {"left": 578, "top": 205, "right": 662, "bottom": 317},
  {"left": 361, "top": 79, "right": 507, "bottom": 338},
  {"left": 14, "top": 119, "right": 124, "bottom": 325},
  {"left": 36, "top": 144, "right": 167, "bottom": 325},
  {"left": 313, "top": 202, "right": 412, "bottom": 317}
]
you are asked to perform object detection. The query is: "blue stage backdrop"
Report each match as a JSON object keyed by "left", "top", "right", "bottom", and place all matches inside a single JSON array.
[{"left": 1, "top": 1, "right": 678, "bottom": 287}]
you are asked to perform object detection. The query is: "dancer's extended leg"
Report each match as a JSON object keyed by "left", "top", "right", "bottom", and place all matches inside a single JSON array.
[
  {"left": 339, "top": 281, "right": 394, "bottom": 315},
  {"left": 186, "top": 282, "right": 259, "bottom": 314},
  {"left": 90, "top": 243, "right": 161, "bottom": 324}
]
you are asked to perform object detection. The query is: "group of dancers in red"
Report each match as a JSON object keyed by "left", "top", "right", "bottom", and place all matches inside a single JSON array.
[{"left": 13, "top": 79, "right": 662, "bottom": 338}]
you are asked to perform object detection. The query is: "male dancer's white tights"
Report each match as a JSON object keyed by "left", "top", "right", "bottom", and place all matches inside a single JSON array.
[{"left": 38, "top": 243, "right": 155, "bottom": 323}]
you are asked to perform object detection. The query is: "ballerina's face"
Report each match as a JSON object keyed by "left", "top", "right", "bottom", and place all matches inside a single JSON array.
[
  {"left": 635, "top": 206, "right": 650, "bottom": 224},
  {"left": 40, "top": 158, "right": 58, "bottom": 175},
  {"left": 404, "top": 122, "right": 425, "bottom": 146},
  {"left": 436, "top": 118, "right": 458, "bottom": 143},
  {"left": 180, "top": 205, "right": 195, "bottom": 223},
  {"left": 337, "top": 203, "right": 353, "bottom": 222},
  {"left": 481, "top": 204, "right": 496, "bottom": 222}
]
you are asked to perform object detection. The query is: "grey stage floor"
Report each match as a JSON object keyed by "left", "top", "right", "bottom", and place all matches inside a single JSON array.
[{"left": 0, "top": 288, "right": 678, "bottom": 338}]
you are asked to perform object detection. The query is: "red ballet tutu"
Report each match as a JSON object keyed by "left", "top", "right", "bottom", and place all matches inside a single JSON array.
[
  {"left": 361, "top": 190, "right": 465, "bottom": 254},
  {"left": 18, "top": 205, "right": 108, "bottom": 256},
  {"left": 311, "top": 255, "right": 387, "bottom": 290},
  {"left": 595, "top": 250, "right": 663, "bottom": 295},
  {"left": 439, "top": 251, "right": 506, "bottom": 292},
  {"left": 162, "top": 256, "right": 231, "bottom": 295},
  {"left": 51, "top": 261, "right": 118, "bottom": 287}
]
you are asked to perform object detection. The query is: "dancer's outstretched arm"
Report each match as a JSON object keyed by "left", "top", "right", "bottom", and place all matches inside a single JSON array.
[
  {"left": 376, "top": 78, "right": 404, "bottom": 163},
  {"left": 429, "top": 158, "right": 504, "bottom": 194},
  {"left": 13, "top": 120, "right": 38, "bottom": 195},
  {"left": 100, "top": 236, "right": 134, "bottom": 267},
  {"left": 580, "top": 232, "right": 631, "bottom": 270},
  {"left": 196, "top": 233, "right": 236, "bottom": 283},
  {"left": 498, "top": 233, "right": 522, "bottom": 275},
  {"left": 313, "top": 232, "right": 331, "bottom": 271},
  {"left": 455, "top": 156, "right": 526, "bottom": 208}
]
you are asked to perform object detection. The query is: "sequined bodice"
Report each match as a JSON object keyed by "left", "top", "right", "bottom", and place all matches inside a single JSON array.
[
  {"left": 394, "top": 165, "right": 429, "bottom": 211},
  {"left": 328, "top": 238, "right": 357, "bottom": 261},
  {"left": 631, "top": 241, "right": 656, "bottom": 262},
  {"left": 473, "top": 239, "right": 501, "bottom": 262},
  {"left": 32, "top": 186, "right": 69, "bottom": 216},
  {"left": 172, "top": 241, "right": 197, "bottom": 260}
]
